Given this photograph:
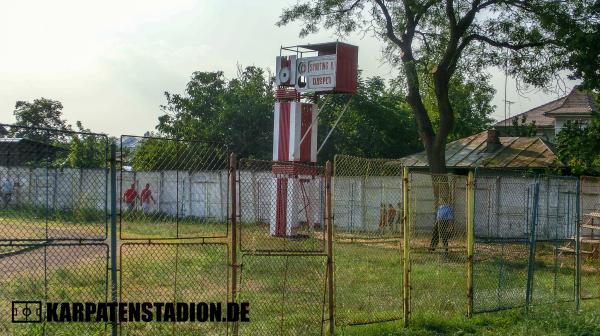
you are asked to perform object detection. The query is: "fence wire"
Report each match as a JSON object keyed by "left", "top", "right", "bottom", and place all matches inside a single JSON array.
[
  {"left": 580, "top": 176, "right": 600, "bottom": 300},
  {"left": 119, "top": 243, "right": 229, "bottom": 336},
  {"left": 237, "top": 254, "right": 328, "bottom": 336},
  {"left": 408, "top": 172, "right": 467, "bottom": 318},
  {"left": 333, "top": 155, "right": 403, "bottom": 326},
  {"left": 474, "top": 176, "right": 537, "bottom": 312},
  {"left": 473, "top": 176, "right": 579, "bottom": 313},
  {"left": 237, "top": 159, "right": 325, "bottom": 253},
  {"left": 0, "top": 125, "right": 109, "bottom": 241},
  {"left": 0, "top": 243, "right": 109, "bottom": 335},
  {"left": 119, "top": 136, "right": 229, "bottom": 240}
]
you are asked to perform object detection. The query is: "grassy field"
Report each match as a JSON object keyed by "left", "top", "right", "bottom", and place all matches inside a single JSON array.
[{"left": 0, "top": 208, "right": 599, "bottom": 335}]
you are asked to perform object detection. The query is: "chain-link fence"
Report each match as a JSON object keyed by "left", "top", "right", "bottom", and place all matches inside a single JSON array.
[
  {"left": 473, "top": 175, "right": 579, "bottom": 313},
  {"left": 235, "top": 158, "right": 331, "bottom": 335},
  {"left": 119, "top": 243, "right": 229, "bottom": 336},
  {"left": 0, "top": 125, "right": 111, "bottom": 336},
  {"left": 580, "top": 176, "right": 600, "bottom": 300},
  {"left": 408, "top": 172, "right": 467, "bottom": 319},
  {"left": 237, "top": 159, "right": 325, "bottom": 253},
  {"left": 119, "top": 136, "right": 229, "bottom": 240},
  {"left": 332, "top": 155, "right": 403, "bottom": 326},
  {"left": 0, "top": 125, "right": 109, "bottom": 241},
  {"left": 237, "top": 254, "right": 328, "bottom": 336},
  {"left": 3, "top": 124, "right": 600, "bottom": 335}
]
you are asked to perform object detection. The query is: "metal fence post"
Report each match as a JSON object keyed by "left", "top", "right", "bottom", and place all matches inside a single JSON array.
[
  {"left": 110, "top": 143, "right": 117, "bottom": 336},
  {"left": 325, "top": 161, "right": 335, "bottom": 335},
  {"left": 402, "top": 167, "right": 410, "bottom": 327},
  {"left": 467, "top": 171, "right": 475, "bottom": 317},
  {"left": 525, "top": 180, "right": 540, "bottom": 310},
  {"left": 229, "top": 153, "right": 238, "bottom": 335},
  {"left": 575, "top": 178, "right": 581, "bottom": 311}
]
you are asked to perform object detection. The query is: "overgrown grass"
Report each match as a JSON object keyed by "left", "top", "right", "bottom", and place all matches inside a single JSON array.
[
  {"left": 0, "top": 213, "right": 599, "bottom": 335},
  {"left": 339, "top": 300, "right": 600, "bottom": 335}
]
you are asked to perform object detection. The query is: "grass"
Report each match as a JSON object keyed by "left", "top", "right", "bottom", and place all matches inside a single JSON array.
[{"left": 0, "top": 211, "right": 599, "bottom": 335}]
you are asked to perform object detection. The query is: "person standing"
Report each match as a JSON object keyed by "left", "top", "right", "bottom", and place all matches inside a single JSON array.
[
  {"left": 140, "top": 183, "right": 156, "bottom": 214},
  {"left": 387, "top": 204, "right": 397, "bottom": 230},
  {"left": 123, "top": 183, "right": 138, "bottom": 211},
  {"left": 429, "top": 202, "right": 454, "bottom": 252},
  {"left": 1, "top": 178, "right": 14, "bottom": 207}
]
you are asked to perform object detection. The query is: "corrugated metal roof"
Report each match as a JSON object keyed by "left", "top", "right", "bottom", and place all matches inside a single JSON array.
[{"left": 399, "top": 131, "right": 565, "bottom": 169}]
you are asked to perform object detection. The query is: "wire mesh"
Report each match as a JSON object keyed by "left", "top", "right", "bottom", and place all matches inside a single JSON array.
[
  {"left": 119, "top": 243, "right": 229, "bottom": 336},
  {"left": 531, "top": 177, "right": 577, "bottom": 305},
  {"left": 237, "top": 254, "right": 327, "bottom": 336},
  {"left": 119, "top": 136, "right": 229, "bottom": 240},
  {"left": 0, "top": 243, "right": 109, "bottom": 335},
  {"left": 408, "top": 172, "right": 467, "bottom": 318},
  {"left": 580, "top": 176, "right": 600, "bottom": 300},
  {"left": 473, "top": 175, "right": 579, "bottom": 313},
  {"left": 0, "top": 125, "right": 109, "bottom": 241},
  {"left": 473, "top": 176, "right": 535, "bottom": 313},
  {"left": 332, "top": 155, "right": 403, "bottom": 326},
  {"left": 237, "top": 159, "right": 325, "bottom": 253}
]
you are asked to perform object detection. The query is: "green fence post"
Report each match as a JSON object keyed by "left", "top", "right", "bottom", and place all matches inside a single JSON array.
[
  {"left": 402, "top": 167, "right": 410, "bottom": 327},
  {"left": 526, "top": 181, "right": 540, "bottom": 310},
  {"left": 467, "top": 171, "right": 475, "bottom": 317},
  {"left": 575, "top": 178, "right": 581, "bottom": 311},
  {"left": 110, "top": 143, "right": 117, "bottom": 336},
  {"left": 229, "top": 153, "right": 239, "bottom": 336}
]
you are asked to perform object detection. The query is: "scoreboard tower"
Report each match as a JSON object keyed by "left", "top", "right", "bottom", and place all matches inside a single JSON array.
[{"left": 271, "top": 42, "right": 358, "bottom": 236}]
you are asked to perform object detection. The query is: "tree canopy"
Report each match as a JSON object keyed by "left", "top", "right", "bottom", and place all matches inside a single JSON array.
[
  {"left": 556, "top": 116, "right": 600, "bottom": 175},
  {"left": 278, "top": 0, "right": 600, "bottom": 173},
  {"left": 154, "top": 67, "right": 494, "bottom": 164},
  {"left": 6, "top": 98, "right": 107, "bottom": 168}
]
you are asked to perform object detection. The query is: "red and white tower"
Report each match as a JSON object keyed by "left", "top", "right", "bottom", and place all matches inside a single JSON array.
[{"left": 271, "top": 42, "right": 358, "bottom": 237}]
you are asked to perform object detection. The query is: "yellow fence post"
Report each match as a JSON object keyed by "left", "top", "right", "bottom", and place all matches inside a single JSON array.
[
  {"left": 402, "top": 167, "right": 410, "bottom": 327},
  {"left": 466, "top": 171, "right": 475, "bottom": 318}
]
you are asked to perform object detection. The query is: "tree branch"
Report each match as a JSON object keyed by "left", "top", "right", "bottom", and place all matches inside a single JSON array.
[
  {"left": 322, "top": 0, "right": 363, "bottom": 15},
  {"left": 373, "top": 0, "right": 404, "bottom": 47},
  {"left": 468, "top": 33, "right": 554, "bottom": 50}
]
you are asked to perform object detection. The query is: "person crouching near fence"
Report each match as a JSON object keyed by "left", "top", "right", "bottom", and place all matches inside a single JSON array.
[
  {"left": 429, "top": 200, "right": 454, "bottom": 253},
  {"left": 123, "top": 183, "right": 138, "bottom": 211},
  {"left": 140, "top": 183, "right": 156, "bottom": 214}
]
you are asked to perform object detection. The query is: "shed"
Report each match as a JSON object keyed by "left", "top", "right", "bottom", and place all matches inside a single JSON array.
[{"left": 399, "top": 130, "right": 565, "bottom": 174}]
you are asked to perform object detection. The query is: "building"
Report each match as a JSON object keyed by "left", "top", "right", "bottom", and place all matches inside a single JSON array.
[
  {"left": 0, "top": 138, "right": 65, "bottom": 166},
  {"left": 400, "top": 130, "right": 565, "bottom": 174},
  {"left": 494, "top": 86, "right": 598, "bottom": 142}
]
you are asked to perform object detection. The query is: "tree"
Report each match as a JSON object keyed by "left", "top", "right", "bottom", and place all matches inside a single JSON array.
[
  {"left": 317, "top": 75, "right": 422, "bottom": 161},
  {"left": 10, "top": 98, "right": 71, "bottom": 143},
  {"left": 67, "top": 121, "right": 108, "bottom": 169},
  {"left": 506, "top": 114, "right": 537, "bottom": 137},
  {"left": 556, "top": 118, "right": 600, "bottom": 176},
  {"left": 157, "top": 66, "right": 274, "bottom": 159},
  {"left": 278, "top": 0, "right": 599, "bottom": 174}
]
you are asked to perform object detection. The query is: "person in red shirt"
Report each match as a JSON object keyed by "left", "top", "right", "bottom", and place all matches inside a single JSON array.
[
  {"left": 123, "top": 183, "right": 138, "bottom": 211},
  {"left": 140, "top": 183, "right": 156, "bottom": 213}
]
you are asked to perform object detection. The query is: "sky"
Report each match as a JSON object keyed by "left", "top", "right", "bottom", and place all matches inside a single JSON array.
[{"left": 0, "top": 0, "right": 579, "bottom": 137}]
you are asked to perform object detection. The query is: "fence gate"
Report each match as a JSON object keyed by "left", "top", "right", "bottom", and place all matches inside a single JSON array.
[
  {"left": 332, "top": 155, "right": 404, "bottom": 326},
  {"left": 236, "top": 159, "right": 330, "bottom": 336},
  {"left": 408, "top": 172, "right": 467, "bottom": 320},
  {"left": 473, "top": 175, "right": 579, "bottom": 314},
  {"left": 116, "top": 135, "right": 230, "bottom": 336},
  {"left": 0, "top": 125, "right": 110, "bottom": 335}
]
